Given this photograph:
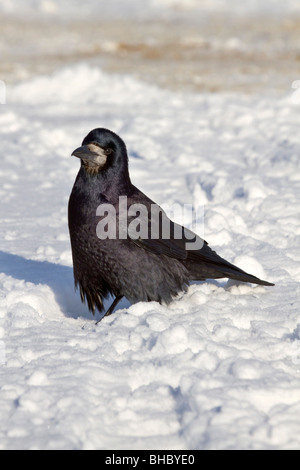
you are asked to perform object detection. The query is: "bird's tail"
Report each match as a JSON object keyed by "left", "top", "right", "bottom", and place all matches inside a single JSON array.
[
  {"left": 186, "top": 243, "right": 274, "bottom": 286},
  {"left": 188, "top": 261, "right": 274, "bottom": 286},
  {"left": 213, "top": 264, "right": 274, "bottom": 286}
]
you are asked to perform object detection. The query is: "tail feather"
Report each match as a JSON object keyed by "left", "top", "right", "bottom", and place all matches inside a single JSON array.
[
  {"left": 215, "top": 265, "right": 274, "bottom": 286},
  {"left": 187, "top": 243, "right": 274, "bottom": 286}
]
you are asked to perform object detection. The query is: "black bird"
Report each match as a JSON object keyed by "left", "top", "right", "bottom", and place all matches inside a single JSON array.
[{"left": 68, "top": 128, "right": 274, "bottom": 322}]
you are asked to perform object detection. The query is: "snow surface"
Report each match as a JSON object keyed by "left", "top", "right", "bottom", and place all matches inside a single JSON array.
[
  {"left": 0, "top": 63, "right": 299, "bottom": 450},
  {"left": 1, "top": 0, "right": 300, "bottom": 451}
]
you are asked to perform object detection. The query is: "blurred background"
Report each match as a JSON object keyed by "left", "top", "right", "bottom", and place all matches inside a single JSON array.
[{"left": 1, "top": 0, "right": 300, "bottom": 95}]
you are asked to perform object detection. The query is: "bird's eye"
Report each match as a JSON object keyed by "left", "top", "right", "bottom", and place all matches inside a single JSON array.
[{"left": 105, "top": 148, "right": 113, "bottom": 155}]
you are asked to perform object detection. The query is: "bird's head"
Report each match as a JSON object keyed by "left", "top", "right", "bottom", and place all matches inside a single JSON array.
[{"left": 71, "top": 128, "right": 128, "bottom": 176}]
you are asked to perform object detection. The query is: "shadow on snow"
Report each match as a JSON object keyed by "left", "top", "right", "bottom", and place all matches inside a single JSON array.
[{"left": 0, "top": 250, "right": 120, "bottom": 321}]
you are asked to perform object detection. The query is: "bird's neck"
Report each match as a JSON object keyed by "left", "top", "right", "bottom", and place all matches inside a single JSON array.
[
  {"left": 101, "top": 166, "right": 133, "bottom": 201},
  {"left": 78, "top": 165, "right": 133, "bottom": 203}
]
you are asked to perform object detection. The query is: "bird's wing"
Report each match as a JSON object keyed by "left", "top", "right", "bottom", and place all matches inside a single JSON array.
[
  {"left": 124, "top": 197, "right": 206, "bottom": 260},
  {"left": 127, "top": 209, "right": 274, "bottom": 285},
  {"left": 129, "top": 220, "right": 190, "bottom": 259},
  {"left": 128, "top": 214, "right": 226, "bottom": 266},
  {"left": 118, "top": 191, "right": 274, "bottom": 286}
]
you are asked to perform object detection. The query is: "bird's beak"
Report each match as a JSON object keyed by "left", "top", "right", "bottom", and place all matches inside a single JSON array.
[
  {"left": 71, "top": 144, "right": 108, "bottom": 170},
  {"left": 71, "top": 145, "right": 98, "bottom": 160}
]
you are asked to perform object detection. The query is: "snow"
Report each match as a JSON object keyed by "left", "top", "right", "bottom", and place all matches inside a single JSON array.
[{"left": 1, "top": 0, "right": 300, "bottom": 451}]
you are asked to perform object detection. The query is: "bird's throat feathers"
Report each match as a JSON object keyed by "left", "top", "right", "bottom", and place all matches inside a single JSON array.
[
  {"left": 83, "top": 162, "right": 102, "bottom": 176},
  {"left": 77, "top": 163, "right": 132, "bottom": 202}
]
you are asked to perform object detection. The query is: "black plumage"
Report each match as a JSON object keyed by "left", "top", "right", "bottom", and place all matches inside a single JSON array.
[{"left": 68, "top": 128, "right": 274, "bottom": 321}]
